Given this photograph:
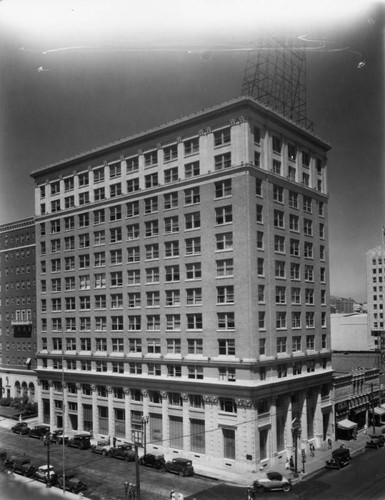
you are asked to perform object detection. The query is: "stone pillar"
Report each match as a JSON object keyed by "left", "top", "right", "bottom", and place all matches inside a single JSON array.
[
  {"left": 181, "top": 393, "right": 190, "bottom": 452},
  {"left": 270, "top": 397, "right": 278, "bottom": 458},
  {"left": 236, "top": 399, "right": 255, "bottom": 468},
  {"left": 62, "top": 382, "right": 69, "bottom": 430},
  {"left": 107, "top": 386, "right": 114, "bottom": 438},
  {"left": 314, "top": 391, "right": 323, "bottom": 445},
  {"left": 76, "top": 383, "right": 84, "bottom": 432},
  {"left": 49, "top": 381, "right": 55, "bottom": 427},
  {"left": 91, "top": 385, "right": 98, "bottom": 435},
  {"left": 203, "top": 396, "right": 218, "bottom": 460},
  {"left": 161, "top": 391, "right": 169, "bottom": 452},
  {"left": 124, "top": 388, "right": 131, "bottom": 441}
]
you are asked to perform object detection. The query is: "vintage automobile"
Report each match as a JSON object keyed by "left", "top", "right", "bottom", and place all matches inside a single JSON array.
[
  {"left": 90, "top": 439, "right": 112, "bottom": 456},
  {"left": 164, "top": 457, "right": 194, "bottom": 477},
  {"left": 10, "top": 422, "right": 30, "bottom": 435},
  {"left": 12, "top": 458, "right": 36, "bottom": 477},
  {"left": 108, "top": 444, "right": 135, "bottom": 461},
  {"left": 55, "top": 475, "right": 88, "bottom": 494},
  {"left": 4, "top": 454, "right": 28, "bottom": 468},
  {"left": 139, "top": 453, "right": 166, "bottom": 469},
  {"left": 28, "top": 424, "right": 51, "bottom": 440},
  {"left": 34, "top": 464, "right": 57, "bottom": 483},
  {"left": 67, "top": 433, "right": 92, "bottom": 450},
  {"left": 366, "top": 434, "right": 385, "bottom": 449},
  {"left": 325, "top": 447, "right": 351, "bottom": 469},
  {"left": 249, "top": 472, "right": 292, "bottom": 494}
]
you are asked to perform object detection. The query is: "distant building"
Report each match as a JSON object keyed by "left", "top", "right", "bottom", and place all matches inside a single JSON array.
[
  {"left": 330, "top": 296, "right": 354, "bottom": 314},
  {"left": 0, "top": 218, "right": 37, "bottom": 400},
  {"left": 367, "top": 245, "right": 385, "bottom": 352},
  {"left": 330, "top": 313, "right": 371, "bottom": 351}
]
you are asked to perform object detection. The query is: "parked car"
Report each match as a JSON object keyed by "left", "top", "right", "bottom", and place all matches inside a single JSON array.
[
  {"left": 325, "top": 447, "right": 351, "bottom": 469},
  {"left": 50, "top": 428, "right": 64, "bottom": 444},
  {"left": 164, "top": 457, "right": 194, "bottom": 477},
  {"left": 249, "top": 472, "right": 292, "bottom": 495},
  {"left": 12, "top": 458, "right": 36, "bottom": 477},
  {"left": 34, "top": 464, "right": 57, "bottom": 483},
  {"left": 67, "top": 433, "right": 92, "bottom": 450},
  {"left": 139, "top": 453, "right": 166, "bottom": 469},
  {"left": 0, "top": 448, "right": 8, "bottom": 461},
  {"left": 90, "top": 439, "right": 112, "bottom": 456},
  {"left": 108, "top": 444, "right": 135, "bottom": 461},
  {"left": 4, "top": 454, "right": 28, "bottom": 469},
  {"left": 28, "top": 424, "right": 50, "bottom": 440},
  {"left": 10, "top": 422, "right": 30, "bottom": 435},
  {"left": 366, "top": 434, "right": 385, "bottom": 449},
  {"left": 55, "top": 475, "right": 88, "bottom": 494}
]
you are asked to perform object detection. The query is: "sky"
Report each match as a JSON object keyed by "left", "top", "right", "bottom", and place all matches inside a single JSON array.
[{"left": 0, "top": 0, "right": 383, "bottom": 302}]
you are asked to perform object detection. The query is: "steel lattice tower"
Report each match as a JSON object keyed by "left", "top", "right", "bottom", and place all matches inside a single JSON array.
[{"left": 242, "top": 35, "right": 313, "bottom": 130}]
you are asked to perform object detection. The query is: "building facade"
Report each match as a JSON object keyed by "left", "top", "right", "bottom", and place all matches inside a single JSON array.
[
  {"left": 0, "top": 217, "right": 37, "bottom": 400},
  {"left": 366, "top": 245, "right": 385, "bottom": 351},
  {"left": 31, "top": 96, "right": 333, "bottom": 472}
]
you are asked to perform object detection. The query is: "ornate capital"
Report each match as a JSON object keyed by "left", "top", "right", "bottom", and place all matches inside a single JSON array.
[
  {"left": 141, "top": 389, "right": 148, "bottom": 398},
  {"left": 203, "top": 395, "right": 218, "bottom": 405},
  {"left": 177, "top": 136, "right": 183, "bottom": 143},
  {"left": 160, "top": 391, "right": 168, "bottom": 399},
  {"left": 123, "top": 387, "right": 130, "bottom": 395},
  {"left": 181, "top": 393, "right": 188, "bottom": 401},
  {"left": 138, "top": 149, "right": 143, "bottom": 155},
  {"left": 48, "top": 380, "right": 53, "bottom": 387},
  {"left": 91, "top": 384, "right": 97, "bottom": 392},
  {"left": 236, "top": 399, "right": 253, "bottom": 409},
  {"left": 62, "top": 382, "right": 67, "bottom": 389},
  {"left": 107, "top": 386, "right": 113, "bottom": 393},
  {"left": 76, "top": 383, "right": 81, "bottom": 390}
]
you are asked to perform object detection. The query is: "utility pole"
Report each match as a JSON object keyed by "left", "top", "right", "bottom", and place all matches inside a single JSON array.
[
  {"left": 135, "top": 443, "right": 141, "bottom": 500},
  {"left": 46, "top": 434, "right": 51, "bottom": 488},
  {"left": 372, "top": 383, "right": 376, "bottom": 435}
]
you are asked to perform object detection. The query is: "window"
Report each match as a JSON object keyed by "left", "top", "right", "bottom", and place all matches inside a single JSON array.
[
  {"left": 144, "top": 197, "right": 158, "bottom": 214},
  {"left": 291, "top": 263, "right": 300, "bottom": 280},
  {"left": 94, "top": 252, "right": 105, "bottom": 267},
  {"left": 186, "top": 237, "right": 201, "bottom": 255},
  {"left": 217, "top": 286, "right": 234, "bottom": 304},
  {"left": 51, "top": 199, "right": 61, "bottom": 212},
  {"left": 95, "top": 295, "right": 106, "bottom": 309},
  {"left": 186, "top": 262, "right": 201, "bottom": 280},
  {"left": 79, "top": 254, "right": 90, "bottom": 269},
  {"left": 110, "top": 205, "right": 122, "bottom": 222},
  {"left": 216, "top": 206, "right": 232, "bottom": 225},
  {"left": 274, "top": 210, "right": 284, "bottom": 228},
  {"left": 255, "top": 178, "right": 262, "bottom": 196},
  {"left": 78, "top": 172, "right": 89, "bottom": 187},
  {"left": 167, "top": 338, "right": 181, "bottom": 354},
  {"left": 164, "top": 144, "right": 178, "bottom": 162},
  {"left": 145, "top": 172, "right": 158, "bottom": 188},
  {"left": 218, "top": 338, "right": 235, "bottom": 355},
  {"left": 216, "top": 232, "right": 233, "bottom": 251},
  {"left": 322, "top": 334, "right": 327, "bottom": 349},
  {"left": 144, "top": 150, "right": 158, "bottom": 167},
  {"left": 164, "top": 192, "right": 178, "bottom": 210},
  {"left": 147, "top": 338, "right": 161, "bottom": 354},
  {"left": 79, "top": 192, "right": 89, "bottom": 205},
  {"left": 275, "top": 235, "right": 285, "bottom": 253},
  {"left": 305, "top": 265, "right": 314, "bottom": 282},
  {"left": 164, "top": 216, "right": 179, "bottom": 234},
  {"left": 164, "top": 167, "right": 178, "bottom": 183},
  {"left": 290, "top": 239, "right": 300, "bottom": 257},
  {"left": 129, "top": 339, "right": 142, "bottom": 353},
  {"left": 64, "top": 236, "right": 75, "bottom": 251},
  {"left": 288, "top": 143, "right": 297, "bottom": 160},
  {"left": 128, "top": 269, "right": 140, "bottom": 285},
  {"left": 79, "top": 233, "right": 90, "bottom": 248},
  {"left": 186, "top": 288, "right": 201, "bottom": 305},
  {"left": 291, "top": 287, "right": 301, "bottom": 304},
  {"left": 111, "top": 271, "right": 123, "bottom": 287},
  {"left": 165, "top": 241, "right": 179, "bottom": 258},
  {"left": 276, "top": 312, "right": 287, "bottom": 329},
  {"left": 65, "top": 196, "right": 75, "bottom": 209},
  {"left": 126, "top": 156, "right": 139, "bottom": 173},
  {"left": 146, "top": 243, "right": 159, "bottom": 260},
  {"left": 320, "top": 267, "right": 326, "bottom": 283},
  {"left": 128, "top": 292, "right": 141, "bottom": 308},
  {"left": 290, "top": 214, "right": 299, "bottom": 232},
  {"left": 306, "top": 334, "right": 315, "bottom": 350},
  {"left": 319, "top": 201, "right": 325, "bottom": 217},
  {"left": 275, "top": 286, "right": 286, "bottom": 304},
  {"left": 94, "top": 187, "right": 105, "bottom": 201},
  {"left": 51, "top": 258, "right": 61, "bottom": 272},
  {"left": 272, "top": 136, "right": 282, "bottom": 153},
  {"left": 275, "top": 261, "right": 285, "bottom": 278},
  {"left": 184, "top": 138, "right": 199, "bottom": 156},
  {"left": 302, "top": 172, "right": 310, "bottom": 186},
  {"left": 145, "top": 220, "right": 159, "bottom": 237},
  {"left": 127, "top": 201, "right": 139, "bottom": 218},
  {"left": 214, "top": 152, "right": 231, "bottom": 170},
  {"left": 147, "top": 315, "right": 160, "bottom": 330},
  {"left": 111, "top": 249, "right": 122, "bottom": 265},
  {"left": 217, "top": 312, "right": 235, "bottom": 330},
  {"left": 110, "top": 183, "right": 122, "bottom": 197},
  {"left": 258, "top": 284, "right": 265, "bottom": 303},
  {"left": 214, "top": 127, "right": 230, "bottom": 146},
  {"left": 304, "top": 241, "right": 313, "bottom": 259},
  {"left": 165, "top": 265, "right": 180, "bottom": 282},
  {"left": 185, "top": 212, "right": 200, "bottom": 230},
  {"left": 127, "top": 224, "right": 140, "bottom": 241},
  {"left": 188, "top": 366, "right": 204, "bottom": 379},
  {"left": 303, "top": 196, "right": 312, "bottom": 213},
  {"left": 95, "top": 273, "right": 106, "bottom": 288},
  {"left": 292, "top": 312, "right": 301, "bottom": 329},
  {"left": 65, "top": 277, "right": 75, "bottom": 291},
  {"left": 110, "top": 227, "right": 122, "bottom": 243},
  {"left": 80, "top": 317, "right": 91, "bottom": 331},
  {"left": 109, "top": 163, "right": 121, "bottom": 179},
  {"left": 187, "top": 313, "right": 202, "bottom": 329},
  {"left": 319, "top": 223, "right": 325, "bottom": 239},
  {"left": 184, "top": 187, "right": 200, "bottom": 205},
  {"left": 306, "top": 313, "right": 315, "bottom": 328},
  {"left": 94, "top": 209, "right": 105, "bottom": 225},
  {"left": 185, "top": 161, "right": 200, "bottom": 177},
  {"left": 304, "top": 219, "right": 313, "bottom": 236},
  {"left": 219, "top": 398, "right": 237, "bottom": 414},
  {"left": 146, "top": 267, "right": 159, "bottom": 283},
  {"left": 93, "top": 167, "right": 104, "bottom": 183},
  {"left": 188, "top": 338, "right": 203, "bottom": 355},
  {"left": 256, "top": 204, "right": 263, "bottom": 223},
  {"left": 111, "top": 293, "right": 123, "bottom": 309},
  {"left": 272, "top": 160, "right": 281, "bottom": 175},
  {"left": 211, "top": 259, "right": 231, "bottom": 282},
  {"left": 166, "top": 315, "right": 181, "bottom": 330},
  {"left": 219, "top": 367, "right": 236, "bottom": 382},
  {"left": 165, "top": 289, "right": 180, "bottom": 306},
  {"left": 277, "top": 336, "right": 287, "bottom": 352},
  {"left": 322, "top": 312, "right": 327, "bottom": 327},
  {"left": 51, "top": 220, "right": 61, "bottom": 234},
  {"left": 79, "top": 213, "right": 89, "bottom": 227},
  {"left": 127, "top": 178, "right": 139, "bottom": 193},
  {"left": 215, "top": 180, "right": 232, "bottom": 200},
  {"left": 80, "top": 296, "right": 90, "bottom": 310},
  {"left": 65, "top": 297, "right": 76, "bottom": 310}
]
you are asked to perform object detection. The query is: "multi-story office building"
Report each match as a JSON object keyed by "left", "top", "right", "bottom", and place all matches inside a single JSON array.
[
  {"left": 0, "top": 217, "right": 37, "bottom": 400},
  {"left": 31, "top": 96, "right": 333, "bottom": 472},
  {"left": 366, "top": 245, "right": 385, "bottom": 350}
]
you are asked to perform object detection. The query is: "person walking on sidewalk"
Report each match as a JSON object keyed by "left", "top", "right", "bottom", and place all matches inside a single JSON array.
[{"left": 309, "top": 443, "right": 315, "bottom": 457}]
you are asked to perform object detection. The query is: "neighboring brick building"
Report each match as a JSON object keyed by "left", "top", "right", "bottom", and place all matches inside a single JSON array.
[
  {"left": 30, "top": 96, "right": 333, "bottom": 473},
  {"left": 0, "top": 217, "right": 37, "bottom": 400},
  {"left": 367, "top": 245, "right": 385, "bottom": 351}
]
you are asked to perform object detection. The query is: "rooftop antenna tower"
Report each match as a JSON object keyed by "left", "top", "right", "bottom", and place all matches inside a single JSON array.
[{"left": 242, "top": 34, "right": 313, "bottom": 130}]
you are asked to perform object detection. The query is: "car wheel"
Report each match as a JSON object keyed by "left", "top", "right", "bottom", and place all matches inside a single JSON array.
[
  {"left": 255, "top": 485, "right": 265, "bottom": 494},
  {"left": 282, "top": 484, "right": 292, "bottom": 493}
]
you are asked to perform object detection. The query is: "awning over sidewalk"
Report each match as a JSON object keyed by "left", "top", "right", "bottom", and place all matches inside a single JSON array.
[
  {"left": 337, "top": 418, "right": 358, "bottom": 430},
  {"left": 374, "top": 407, "right": 385, "bottom": 416}
]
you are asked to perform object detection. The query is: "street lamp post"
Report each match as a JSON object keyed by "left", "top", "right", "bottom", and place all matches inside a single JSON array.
[
  {"left": 141, "top": 415, "right": 149, "bottom": 455},
  {"left": 291, "top": 418, "right": 301, "bottom": 477}
]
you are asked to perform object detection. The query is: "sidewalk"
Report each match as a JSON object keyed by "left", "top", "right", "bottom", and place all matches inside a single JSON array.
[{"left": 193, "top": 428, "right": 373, "bottom": 486}]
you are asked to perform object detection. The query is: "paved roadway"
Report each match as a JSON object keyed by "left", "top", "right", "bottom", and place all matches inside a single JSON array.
[{"left": 2, "top": 427, "right": 385, "bottom": 500}]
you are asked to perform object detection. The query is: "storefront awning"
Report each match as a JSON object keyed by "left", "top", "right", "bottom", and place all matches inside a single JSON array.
[
  {"left": 337, "top": 419, "right": 358, "bottom": 430},
  {"left": 374, "top": 407, "right": 385, "bottom": 416}
]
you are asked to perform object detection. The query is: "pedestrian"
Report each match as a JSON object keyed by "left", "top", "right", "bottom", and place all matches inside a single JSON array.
[
  {"left": 309, "top": 443, "right": 315, "bottom": 457},
  {"left": 113, "top": 436, "right": 117, "bottom": 448},
  {"left": 327, "top": 438, "right": 332, "bottom": 449},
  {"left": 285, "top": 457, "right": 290, "bottom": 470},
  {"left": 289, "top": 456, "right": 294, "bottom": 470},
  {"left": 364, "top": 424, "right": 368, "bottom": 434},
  {"left": 124, "top": 480, "right": 129, "bottom": 499},
  {"left": 170, "top": 490, "right": 176, "bottom": 499}
]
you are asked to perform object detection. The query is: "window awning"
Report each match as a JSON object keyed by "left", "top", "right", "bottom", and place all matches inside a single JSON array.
[
  {"left": 374, "top": 407, "right": 385, "bottom": 416},
  {"left": 337, "top": 418, "right": 357, "bottom": 430}
]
